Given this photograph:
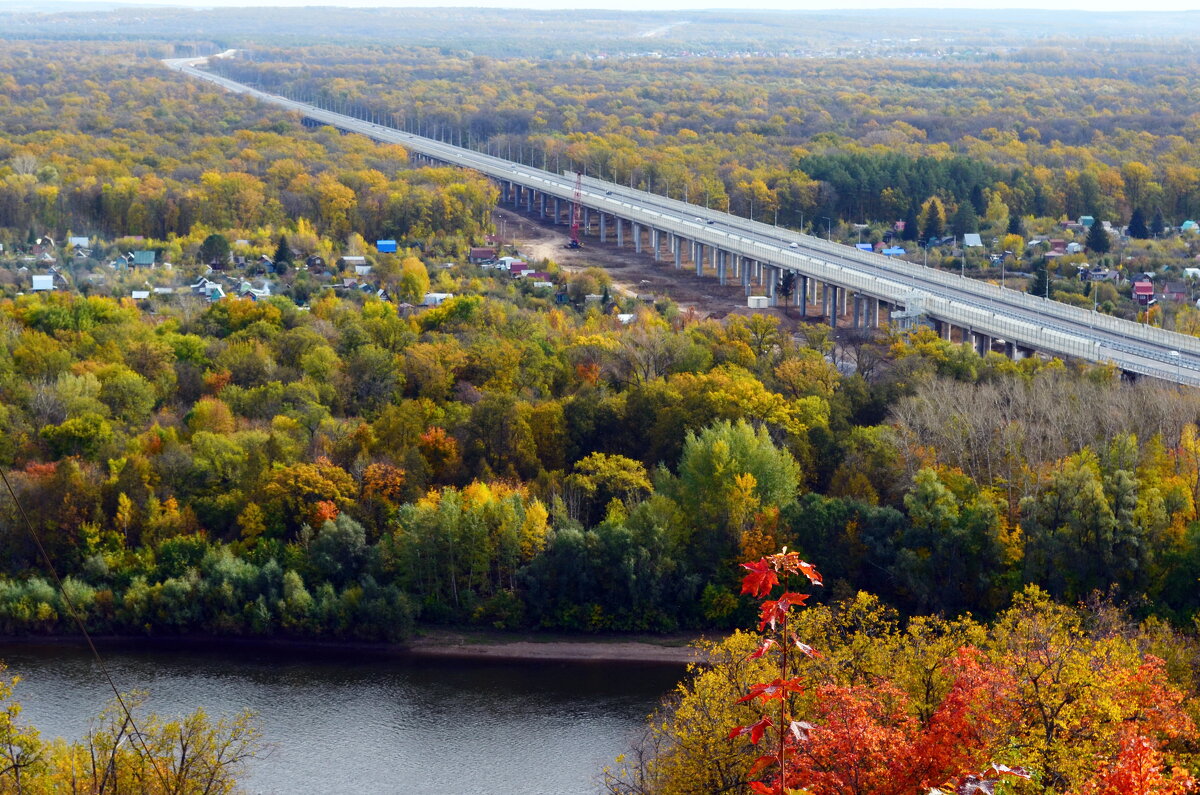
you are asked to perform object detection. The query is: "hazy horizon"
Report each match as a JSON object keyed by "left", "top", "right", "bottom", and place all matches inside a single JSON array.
[{"left": 4, "top": 0, "right": 1200, "bottom": 12}]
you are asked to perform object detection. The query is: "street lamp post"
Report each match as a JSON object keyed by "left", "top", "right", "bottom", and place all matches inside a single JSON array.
[{"left": 821, "top": 217, "right": 833, "bottom": 241}]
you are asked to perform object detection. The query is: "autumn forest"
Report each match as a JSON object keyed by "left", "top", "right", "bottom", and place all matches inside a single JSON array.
[{"left": 3, "top": 10, "right": 1200, "bottom": 793}]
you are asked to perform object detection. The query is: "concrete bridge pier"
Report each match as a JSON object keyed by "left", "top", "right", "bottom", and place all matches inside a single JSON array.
[
  {"left": 871, "top": 297, "right": 881, "bottom": 328},
  {"left": 539, "top": 193, "right": 546, "bottom": 219},
  {"left": 633, "top": 223, "right": 642, "bottom": 254},
  {"left": 742, "top": 259, "right": 752, "bottom": 295},
  {"left": 717, "top": 250, "right": 726, "bottom": 285},
  {"left": 674, "top": 237, "right": 682, "bottom": 269},
  {"left": 694, "top": 243, "right": 703, "bottom": 276},
  {"left": 599, "top": 214, "right": 607, "bottom": 242},
  {"left": 526, "top": 190, "right": 534, "bottom": 213},
  {"left": 800, "top": 276, "right": 809, "bottom": 319},
  {"left": 553, "top": 197, "right": 560, "bottom": 223},
  {"left": 616, "top": 218, "right": 624, "bottom": 247},
  {"left": 651, "top": 229, "right": 661, "bottom": 262},
  {"left": 583, "top": 207, "right": 590, "bottom": 232},
  {"left": 768, "top": 266, "right": 778, "bottom": 306}
]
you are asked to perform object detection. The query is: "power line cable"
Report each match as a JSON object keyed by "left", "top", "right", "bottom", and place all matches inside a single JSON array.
[{"left": 0, "top": 466, "right": 171, "bottom": 792}]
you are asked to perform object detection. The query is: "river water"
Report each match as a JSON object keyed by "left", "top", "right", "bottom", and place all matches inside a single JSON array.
[{"left": 0, "top": 641, "right": 685, "bottom": 794}]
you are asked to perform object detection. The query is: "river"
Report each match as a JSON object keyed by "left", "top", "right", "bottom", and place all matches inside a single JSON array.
[{"left": 0, "top": 641, "right": 685, "bottom": 794}]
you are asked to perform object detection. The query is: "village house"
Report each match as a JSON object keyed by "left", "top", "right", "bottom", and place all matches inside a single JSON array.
[
  {"left": 469, "top": 247, "right": 496, "bottom": 264},
  {"left": 1081, "top": 265, "right": 1119, "bottom": 282},
  {"left": 239, "top": 279, "right": 273, "bottom": 301},
  {"left": 1163, "top": 281, "right": 1190, "bottom": 302},
  {"left": 1132, "top": 279, "right": 1156, "bottom": 306},
  {"left": 191, "top": 276, "right": 226, "bottom": 302}
]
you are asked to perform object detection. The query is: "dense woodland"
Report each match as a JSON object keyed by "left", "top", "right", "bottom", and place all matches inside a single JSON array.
[
  {"left": 2, "top": 42, "right": 1200, "bottom": 640},
  {"left": 0, "top": 46, "right": 496, "bottom": 260},
  {"left": 216, "top": 42, "right": 1200, "bottom": 231}
]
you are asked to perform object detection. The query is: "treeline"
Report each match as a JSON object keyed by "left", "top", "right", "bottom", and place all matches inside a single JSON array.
[
  {"left": 4, "top": 283, "right": 1200, "bottom": 638},
  {"left": 0, "top": 45, "right": 496, "bottom": 252},
  {"left": 217, "top": 42, "right": 1200, "bottom": 227}
]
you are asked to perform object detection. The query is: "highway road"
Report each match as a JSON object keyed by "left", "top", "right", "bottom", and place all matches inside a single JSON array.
[{"left": 164, "top": 55, "right": 1200, "bottom": 386}]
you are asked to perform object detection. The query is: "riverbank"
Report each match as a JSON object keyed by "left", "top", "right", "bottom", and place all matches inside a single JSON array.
[
  {"left": 0, "top": 628, "right": 709, "bottom": 666},
  {"left": 407, "top": 629, "right": 707, "bottom": 664}
]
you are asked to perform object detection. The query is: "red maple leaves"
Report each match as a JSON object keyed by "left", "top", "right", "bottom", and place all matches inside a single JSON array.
[
  {"left": 729, "top": 715, "right": 774, "bottom": 745},
  {"left": 740, "top": 559, "right": 779, "bottom": 599},
  {"left": 737, "top": 677, "right": 805, "bottom": 705},
  {"left": 730, "top": 549, "right": 823, "bottom": 795},
  {"left": 740, "top": 549, "right": 822, "bottom": 599},
  {"left": 1085, "top": 728, "right": 1195, "bottom": 795},
  {"left": 726, "top": 549, "right": 1198, "bottom": 795}
]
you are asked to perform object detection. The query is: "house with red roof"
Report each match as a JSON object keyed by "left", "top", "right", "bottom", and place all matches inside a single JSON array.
[{"left": 1133, "top": 279, "right": 1156, "bottom": 306}]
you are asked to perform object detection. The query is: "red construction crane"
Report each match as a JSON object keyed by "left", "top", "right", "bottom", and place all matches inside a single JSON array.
[{"left": 567, "top": 171, "right": 583, "bottom": 249}]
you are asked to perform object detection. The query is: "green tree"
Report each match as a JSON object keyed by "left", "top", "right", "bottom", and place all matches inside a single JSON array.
[
  {"left": 1028, "top": 263, "right": 1049, "bottom": 297},
  {"left": 273, "top": 234, "right": 293, "bottom": 265},
  {"left": 901, "top": 207, "right": 919, "bottom": 241},
  {"left": 671, "top": 419, "right": 802, "bottom": 574},
  {"left": 199, "top": 233, "right": 231, "bottom": 265},
  {"left": 951, "top": 201, "right": 978, "bottom": 236},
  {"left": 894, "top": 468, "right": 1007, "bottom": 614},
  {"left": 1086, "top": 217, "right": 1111, "bottom": 253},
  {"left": 311, "top": 514, "right": 369, "bottom": 586},
  {"left": 919, "top": 196, "right": 946, "bottom": 240},
  {"left": 1128, "top": 207, "right": 1150, "bottom": 239},
  {"left": 40, "top": 413, "right": 114, "bottom": 459}
]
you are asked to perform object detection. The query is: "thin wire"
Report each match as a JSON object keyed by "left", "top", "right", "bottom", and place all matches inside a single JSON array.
[{"left": 0, "top": 466, "right": 172, "bottom": 792}]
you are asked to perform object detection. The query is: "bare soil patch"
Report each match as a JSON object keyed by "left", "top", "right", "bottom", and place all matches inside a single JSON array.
[{"left": 493, "top": 207, "right": 821, "bottom": 331}]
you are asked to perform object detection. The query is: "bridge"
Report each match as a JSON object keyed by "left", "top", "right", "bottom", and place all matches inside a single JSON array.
[{"left": 165, "top": 56, "right": 1200, "bottom": 386}]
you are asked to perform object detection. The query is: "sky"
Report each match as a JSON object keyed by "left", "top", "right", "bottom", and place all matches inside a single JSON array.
[{"left": 7, "top": 0, "right": 1200, "bottom": 11}]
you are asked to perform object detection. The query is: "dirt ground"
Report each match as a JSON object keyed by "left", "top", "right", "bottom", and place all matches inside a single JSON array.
[
  {"left": 493, "top": 206, "right": 818, "bottom": 330},
  {"left": 407, "top": 629, "right": 705, "bottom": 664}
]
